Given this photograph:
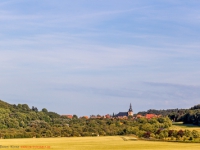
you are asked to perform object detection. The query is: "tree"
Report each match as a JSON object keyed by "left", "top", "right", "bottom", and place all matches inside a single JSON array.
[
  {"left": 184, "top": 130, "right": 191, "bottom": 137},
  {"left": 42, "top": 108, "right": 48, "bottom": 113},
  {"left": 177, "top": 130, "right": 184, "bottom": 137},
  {"left": 192, "top": 130, "right": 200, "bottom": 139},
  {"left": 22, "top": 104, "right": 30, "bottom": 111},
  {"left": 159, "top": 132, "right": 164, "bottom": 139},
  {"left": 163, "top": 130, "right": 169, "bottom": 140},
  {"left": 32, "top": 106, "right": 38, "bottom": 112},
  {"left": 72, "top": 115, "right": 78, "bottom": 119}
]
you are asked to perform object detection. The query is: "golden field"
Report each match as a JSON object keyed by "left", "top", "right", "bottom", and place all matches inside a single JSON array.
[
  {"left": 0, "top": 136, "right": 200, "bottom": 150},
  {"left": 170, "top": 122, "right": 200, "bottom": 132}
]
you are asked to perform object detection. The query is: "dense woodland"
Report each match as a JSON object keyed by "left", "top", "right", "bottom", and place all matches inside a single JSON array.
[
  {"left": 0, "top": 100, "right": 199, "bottom": 140},
  {"left": 137, "top": 104, "right": 200, "bottom": 126}
]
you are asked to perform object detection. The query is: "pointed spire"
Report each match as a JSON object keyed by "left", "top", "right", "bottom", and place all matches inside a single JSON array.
[{"left": 129, "top": 103, "right": 132, "bottom": 112}]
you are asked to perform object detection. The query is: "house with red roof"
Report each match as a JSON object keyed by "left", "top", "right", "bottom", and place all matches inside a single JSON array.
[
  {"left": 62, "top": 115, "right": 73, "bottom": 119},
  {"left": 145, "top": 114, "right": 157, "bottom": 119},
  {"left": 80, "top": 116, "right": 89, "bottom": 119}
]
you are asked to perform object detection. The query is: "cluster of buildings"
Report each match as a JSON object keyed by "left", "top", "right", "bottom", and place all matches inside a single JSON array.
[
  {"left": 62, "top": 103, "right": 160, "bottom": 120},
  {"left": 112, "top": 103, "right": 161, "bottom": 119},
  {"left": 62, "top": 114, "right": 111, "bottom": 119}
]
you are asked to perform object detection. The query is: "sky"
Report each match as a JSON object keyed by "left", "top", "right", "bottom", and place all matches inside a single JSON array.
[{"left": 1, "top": 0, "right": 200, "bottom": 116}]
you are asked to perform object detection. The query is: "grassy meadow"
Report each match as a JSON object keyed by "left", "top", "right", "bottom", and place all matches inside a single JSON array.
[
  {"left": 170, "top": 122, "right": 200, "bottom": 132},
  {"left": 0, "top": 136, "right": 200, "bottom": 150}
]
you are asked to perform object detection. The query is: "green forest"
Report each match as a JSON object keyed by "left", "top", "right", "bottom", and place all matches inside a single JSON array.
[
  {"left": 0, "top": 100, "right": 199, "bottom": 141},
  {"left": 138, "top": 104, "right": 200, "bottom": 125}
]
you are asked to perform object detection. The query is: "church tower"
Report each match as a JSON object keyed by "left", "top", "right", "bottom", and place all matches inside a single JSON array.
[{"left": 128, "top": 103, "right": 133, "bottom": 116}]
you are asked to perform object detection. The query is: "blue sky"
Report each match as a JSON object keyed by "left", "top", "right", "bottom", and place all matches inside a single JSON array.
[{"left": 1, "top": 0, "right": 200, "bottom": 116}]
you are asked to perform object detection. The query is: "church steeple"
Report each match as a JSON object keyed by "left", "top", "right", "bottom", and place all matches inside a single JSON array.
[
  {"left": 129, "top": 103, "right": 132, "bottom": 112},
  {"left": 128, "top": 103, "right": 133, "bottom": 116}
]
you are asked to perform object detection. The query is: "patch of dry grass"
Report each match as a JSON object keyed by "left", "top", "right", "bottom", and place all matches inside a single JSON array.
[
  {"left": 170, "top": 122, "right": 200, "bottom": 132},
  {"left": 0, "top": 136, "right": 200, "bottom": 150}
]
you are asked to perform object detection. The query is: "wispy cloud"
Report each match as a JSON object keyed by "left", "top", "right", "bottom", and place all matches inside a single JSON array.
[{"left": 0, "top": 0, "right": 200, "bottom": 115}]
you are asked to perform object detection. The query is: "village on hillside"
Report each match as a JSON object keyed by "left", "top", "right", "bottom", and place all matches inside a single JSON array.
[{"left": 62, "top": 103, "right": 161, "bottom": 120}]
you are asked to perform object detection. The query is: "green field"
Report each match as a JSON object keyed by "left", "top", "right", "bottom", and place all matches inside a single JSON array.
[
  {"left": 170, "top": 122, "right": 200, "bottom": 132},
  {"left": 0, "top": 136, "right": 200, "bottom": 150}
]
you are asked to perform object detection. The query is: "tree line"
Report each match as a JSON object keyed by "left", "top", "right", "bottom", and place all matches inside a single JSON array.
[
  {"left": 137, "top": 104, "right": 200, "bottom": 126},
  {"left": 0, "top": 100, "right": 199, "bottom": 141}
]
